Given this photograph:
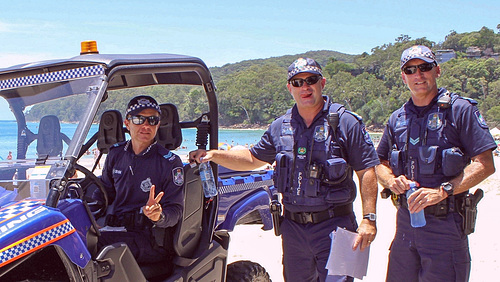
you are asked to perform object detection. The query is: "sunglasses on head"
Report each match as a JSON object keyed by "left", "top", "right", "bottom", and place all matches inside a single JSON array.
[
  {"left": 127, "top": 115, "right": 160, "bottom": 126},
  {"left": 289, "top": 75, "right": 322, "bottom": 87},
  {"left": 402, "top": 62, "right": 436, "bottom": 75}
]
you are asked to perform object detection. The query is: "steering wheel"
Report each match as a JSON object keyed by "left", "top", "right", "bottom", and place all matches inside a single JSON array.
[{"left": 73, "top": 163, "right": 109, "bottom": 220}]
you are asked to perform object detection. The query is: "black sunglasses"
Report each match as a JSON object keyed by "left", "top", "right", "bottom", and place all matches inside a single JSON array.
[
  {"left": 127, "top": 115, "right": 160, "bottom": 126},
  {"left": 289, "top": 75, "right": 322, "bottom": 87},
  {"left": 402, "top": 62, "right": 436, "bottom": 75}
]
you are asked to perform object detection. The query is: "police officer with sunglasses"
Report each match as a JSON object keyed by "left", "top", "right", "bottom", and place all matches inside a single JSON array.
[
  {"left": 190, "top": 58, "right": 380, "bottom": 282},
  {"left": 376, "top": 46, "right": 497, "bottom": 281},
  {"left": 93, "top": 95, "right": 184, "bottom": 274}
]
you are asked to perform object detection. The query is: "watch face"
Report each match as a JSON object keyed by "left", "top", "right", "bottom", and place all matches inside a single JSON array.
[
  {"left": 442, "top": 182, "right": 453, "bottom": 195},
  {"left": 364, "top": 213, "right": 376, "bottom": 221}
]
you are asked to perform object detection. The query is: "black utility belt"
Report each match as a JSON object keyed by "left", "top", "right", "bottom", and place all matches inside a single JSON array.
[
  {"left": 284, "top": 203, "right": 353, "bottom": 224},
  {"left": 106, "top": 211, "right": 152, "bottom": 230},
  {"left": 399, "top": 194, "right": 463, "bottom": 218}
]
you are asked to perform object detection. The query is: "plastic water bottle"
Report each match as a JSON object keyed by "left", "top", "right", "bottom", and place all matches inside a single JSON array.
[
  {"left": 406, "top": 182, "right": 426, "bottom": 228},
  {"left": 199, "top": 162, "right": 218, "bottom": 198}
]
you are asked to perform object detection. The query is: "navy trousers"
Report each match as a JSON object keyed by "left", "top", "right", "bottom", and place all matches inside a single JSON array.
[
  {"left": 386, "top": 208, "right": 470, "bottom": 282},
  {"left": 98, "top": 229, "right": 171, "bottom": 265},
  {"left": 281, "top": 213, "right": 358, "bottom": 282}
]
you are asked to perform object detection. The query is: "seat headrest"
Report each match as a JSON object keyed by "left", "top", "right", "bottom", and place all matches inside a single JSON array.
[
  {"left": 156, "top": 103, "right": 182, "bottom": 150},
  {"left": 97, "top": 110, "right": 126, "bottom": 154},
  {"left": 37, "top": 115, "right": 63, "bottom": 157}
]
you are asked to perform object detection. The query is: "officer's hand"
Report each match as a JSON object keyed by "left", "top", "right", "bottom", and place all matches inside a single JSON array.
[
  {"left": 188, "top": 149, "right": 208, "bottom": 164},
  {"left": 143, "top": 185, "right": 164, "bottom": 222},
  {"left": 353, "top": 220, "right": 377, "bottom": 251},
  {"left": 389, "top": 175, "right": 412, "bottom": 195},
  {"left": 407, "top": 187, "right": 445, "bottom": 213}
]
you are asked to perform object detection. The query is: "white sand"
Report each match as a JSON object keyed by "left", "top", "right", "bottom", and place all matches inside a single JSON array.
[{"left": 228, "top": 156, "right": 500, "bottom": 281}]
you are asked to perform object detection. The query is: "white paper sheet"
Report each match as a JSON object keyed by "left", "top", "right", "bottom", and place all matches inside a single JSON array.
[{"left": 325, "top": 227, "right": 370, "bottom": 280}]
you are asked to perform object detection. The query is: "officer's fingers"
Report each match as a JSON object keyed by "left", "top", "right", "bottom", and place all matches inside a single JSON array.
[
  {"left": 392, "top": 177, "right": 406, "bottom": 194},
  {"left": 149, "top": 185, "right": 156, "bottom": 200},
  {"left": 154, "top": 191, "right": 164, "bottom": 203},
  {"left": 352, "top": 234, "right": 363, "bottom": 251},
  {"left": 189, "top": 150, "right": 207, "bottom": 163}
]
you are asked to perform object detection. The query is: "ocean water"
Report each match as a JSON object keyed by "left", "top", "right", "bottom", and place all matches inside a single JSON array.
[
  {"left": 0, "top": 120, "right": 265, "bottom": 160},
  {"left": 0, "top": 120, "right": 381, "bottom": 160}
]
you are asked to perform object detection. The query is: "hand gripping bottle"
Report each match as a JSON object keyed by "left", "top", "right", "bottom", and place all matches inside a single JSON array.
[
  {"left": 199, "top": 161, "right": 218, "bottom": 198},
  {"left": 406, "top": 182, "right": 426, "bottom": 228}
]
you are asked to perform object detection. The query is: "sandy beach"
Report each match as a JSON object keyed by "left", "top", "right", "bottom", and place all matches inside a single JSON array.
[{"left": 228, "top": 156, "right": 500, "bottom": 281}]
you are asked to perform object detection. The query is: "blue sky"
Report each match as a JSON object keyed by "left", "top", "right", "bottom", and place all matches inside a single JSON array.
[{"left": 0, "top": 0, "right": 498, "bottom": 119}]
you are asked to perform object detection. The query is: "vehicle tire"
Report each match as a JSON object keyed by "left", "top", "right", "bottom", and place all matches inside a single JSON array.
[{"left": 226, "top": 260, "right": 271, "bottom": 282}]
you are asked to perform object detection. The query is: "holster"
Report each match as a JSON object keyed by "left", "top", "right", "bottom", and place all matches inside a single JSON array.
[
  {"left": 458, "top": 189, "right": 484, "bottom": 235},
  {"left": 270, "top": 200, "right": 283, "bottom": 236}
]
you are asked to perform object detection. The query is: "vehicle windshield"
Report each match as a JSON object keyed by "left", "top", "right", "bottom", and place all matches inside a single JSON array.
[{"left": 0, "top": 65, "right": 106, "bottom": 205}]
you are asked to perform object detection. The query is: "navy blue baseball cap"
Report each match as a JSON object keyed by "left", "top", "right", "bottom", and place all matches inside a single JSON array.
[
  {"left": 287, "top": 58, "right": 323, "bottom": 81},
  {"left": 125, "top": 95, "right": 161, "bottom": 117},
  {"left": 400, "top": 45, "right": 437, "bottom": 69}
]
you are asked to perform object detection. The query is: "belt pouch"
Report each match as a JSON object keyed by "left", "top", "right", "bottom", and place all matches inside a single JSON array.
[
  {"left": 390, "top": 150, "right": 404, "bottom": 176},
  {"left": 325, "top": 184, "right": 351, "bottom": 204},
  {"left": 325, "top": 158, "right": 347, "bottom": 181},
  {"left": 304, "top": 178, "right": 320, "bottom": 197},
  {"left": 434, "top": 199, "right": 448, "bottom": 218},
  {"left": 442, "top": 147, "right": 466, "bottom": 176},
  {"left": 418, "top": 145, "right": 438, "bottom": 175}
]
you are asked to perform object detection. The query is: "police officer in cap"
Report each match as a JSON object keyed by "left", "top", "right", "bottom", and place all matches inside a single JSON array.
[
  {"left": 190, "top": 58, "right": 379, "bottom": 282},
  {"left": 94, "top": 96, "right": 184, "bottom": 272},
  {"left": 376, "top": 45, "right": 497, "bottom": 281}
]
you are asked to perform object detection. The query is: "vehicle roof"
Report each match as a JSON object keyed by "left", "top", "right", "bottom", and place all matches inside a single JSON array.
[{"left": 0, "top": 53, "right": 210, "bottom": 75}]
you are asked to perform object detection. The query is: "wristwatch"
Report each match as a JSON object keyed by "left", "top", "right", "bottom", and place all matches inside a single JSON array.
[
  {"left": 440, "top": 182, "right": 454, "bottom": 197},
  {"left": 363, "top": 213, "right": 377, "bottom": 222}
]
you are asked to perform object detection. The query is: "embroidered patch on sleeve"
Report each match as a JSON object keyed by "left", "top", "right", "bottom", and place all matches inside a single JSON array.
[
  {"left": 474, "top": 110, "right": 488, "bottom": 129},
  {"left": 362, "top": 125, "right": 373, "bottom": 145},
  {"left": 172, "top": 167, "right": 184, "bottom": 186}
]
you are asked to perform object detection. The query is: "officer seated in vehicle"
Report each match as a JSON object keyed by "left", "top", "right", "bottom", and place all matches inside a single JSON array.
[{"left": 93, "top": 96, "right": 184, "bottom": 274}]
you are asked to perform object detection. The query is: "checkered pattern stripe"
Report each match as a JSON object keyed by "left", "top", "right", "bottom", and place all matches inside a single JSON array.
[
  {"left": 0, "top": 220, "right": 75, "bottom": 267},
  {"left": 219, "top": 179, "right": 274, "bottom": 195},
  {"left": 0, "top": 200, "right": 43, "bottom": 222},
  {"left": 400, "top": 46, "right": 436, "bottom": 68},
  {"left": 125, "top": 99, "right": 161, "bottom": 116},
  {"left": 0, "top": 65, "right": 105, "bottom": 90},
  {"left": 287, "top": 65, "right": 322, "bottom": 81}
]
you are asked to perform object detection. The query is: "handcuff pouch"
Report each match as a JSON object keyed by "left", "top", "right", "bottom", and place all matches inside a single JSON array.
[{"left": 418, "top": 145, "right": 438, "bottom": 175}]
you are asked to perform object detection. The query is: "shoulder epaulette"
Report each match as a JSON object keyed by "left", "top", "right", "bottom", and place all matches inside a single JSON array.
[{"left": 458, "top": 96, "right": 478, "bottom": 105}]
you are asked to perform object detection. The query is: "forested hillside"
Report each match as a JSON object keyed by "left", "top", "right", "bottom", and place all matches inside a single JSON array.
[{"left": 27, "top": 26, "right": 500, "bottom": 128}]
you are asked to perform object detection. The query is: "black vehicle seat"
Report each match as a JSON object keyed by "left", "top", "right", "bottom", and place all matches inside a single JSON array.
[
  {"left": 37, "top": 115, "right": 69, "bottom": 157},
  {"left": 93, "top": 110, "right": 125, "bottom": 222},
  {"left": 87, "top": 110, "right": 126, "bottom": 256},
  {"left": 155, "top": 103, "right": 182, "bottom": 150},
  {"left": 154, "top": 103, "right": 205, "bottom": 260},
  {"left": 172, "top": 163, "right": 204, "bottom": 262}
]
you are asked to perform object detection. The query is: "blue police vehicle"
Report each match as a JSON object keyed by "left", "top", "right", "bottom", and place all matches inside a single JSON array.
[{"left": 0, "top": 41, "right": 276, "bottom": 281}]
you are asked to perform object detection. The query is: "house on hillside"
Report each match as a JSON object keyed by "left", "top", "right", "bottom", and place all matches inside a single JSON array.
[
  {"left": 466, "top": 46, "right": 483, "bottom": 59},
  {"left": 436, "top": 49, "right": 456, "bottom": 64},
  {"left": 483, "top": 48, "right": 499, "bottom": 60}
]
